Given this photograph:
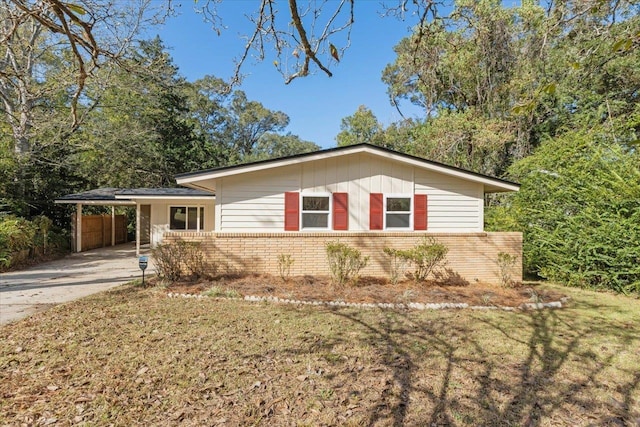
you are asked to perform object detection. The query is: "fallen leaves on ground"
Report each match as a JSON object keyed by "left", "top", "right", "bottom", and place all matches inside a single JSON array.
[
  {"left": 1, "top": 284, "right": 638, "bottom": 426},
  {"left": 165, "top": 273, "right": 566, "bottom": 307}
]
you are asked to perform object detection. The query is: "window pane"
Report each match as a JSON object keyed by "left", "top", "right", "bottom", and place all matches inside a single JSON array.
[
  {"left": 386, "top": 213, "right": 410, "bottom": 228},
  {"left": 302, "top": 213, "right": 329, "bottom": 228},
  {"left": 170, "top": 207, "right": 186, "bottom": 230},
  {"left": 387, "top": 197, "right": 410, "bottom": 212},
  {"left": 187, "top": 207, "right": 198, "bottom": 230},
  {"left": 199, "top": 207, "right": 204, "bottom": 230},
  {"left": 303, "top": 196, "right": 329, "bottom": 211}
]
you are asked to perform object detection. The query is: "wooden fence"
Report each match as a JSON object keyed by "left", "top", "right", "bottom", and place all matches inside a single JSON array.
[{"left": 73, "top": 214, "right": 127, "bottom": 252}]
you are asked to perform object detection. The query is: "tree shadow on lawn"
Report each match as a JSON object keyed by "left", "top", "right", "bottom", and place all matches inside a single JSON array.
[
  {"left": 329, "top": 299, "right": 640, "bottom": 427},
  {"left": 114, "top": 281, "right": 638, "bottom": 427}
]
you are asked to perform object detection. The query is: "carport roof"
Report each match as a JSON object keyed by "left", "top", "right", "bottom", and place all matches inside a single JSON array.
[
  {"left": 55, "top": 187, "right": 214, "bottom": 205},
  {"left": 116, "top": 188, "right": 214, "bottom": 197}
]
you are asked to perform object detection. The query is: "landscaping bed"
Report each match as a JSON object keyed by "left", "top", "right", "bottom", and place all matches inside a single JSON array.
[{"left": 159, "top": 274, "right": 567, "bottom": 308}]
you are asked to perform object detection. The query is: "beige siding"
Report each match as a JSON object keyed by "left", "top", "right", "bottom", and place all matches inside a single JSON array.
[
  {"left": 217, "top": 152, "right": 484, "bottom": 232},
  {"left": 298, "top": 153, "right": 413, "bottom": 231},
  {"left": 150, "top": 203, "right": 168, "bottom": 247},
  {"left": 415, "top": 170, "right": 483, "bottom": 232},
  {"left": 219, "top": 164, "right": 301, "bottom": 231}
]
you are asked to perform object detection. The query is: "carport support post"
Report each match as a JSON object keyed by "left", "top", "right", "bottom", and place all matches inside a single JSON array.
[
  {"left": 135, "top": 203, "right": 140, "bottom": 257},
  {"left": 76, "top": 203, "right": 82, "bottom": 253},
  {"left": 111, "top": 206, "right": 115, "bottom": 246}
]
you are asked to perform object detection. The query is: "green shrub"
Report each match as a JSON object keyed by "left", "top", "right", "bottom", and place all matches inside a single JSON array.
[
  {"left": 151, "top": 240, "right": 214, "bottom": 283},
  {"left": 32, "top": 215, "right": 53, "bottom": 254},
  {"left": 383, "top": 247, "right": 409, "bottom": 285},
  {"left": 277, "top": 254, "right": 294, "bottom": 282},
  {"left": 503, "top": 129, "right": 640, "bottom": 294},
  {"left": 395, "top": 237, "right": 448, "bottom": 283},
  {"left": 0, "top": 215, "right": 65, "bottom": 270},
  {"left": 497, "top": 252, "right": 518, "bottom": 288},
  {"left": 0, "top": 234, "right": 9, "bottom": 268},
  {"left": 0, "top": 216, "right": 35, "bottom": 253},
  {"left": 325, "top": 241, "right": 369, "bottom": 286}
]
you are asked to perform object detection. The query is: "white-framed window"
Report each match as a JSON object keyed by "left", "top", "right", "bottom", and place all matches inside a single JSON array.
[
  {"left": 169, "top": 206, "right": 205, "bottom": 231},
  {"left": 385, "top": 195, "right": 412, "bottom": 229},
  {"left": 301, "top": 193, "right": 331, "bottom": 230}
]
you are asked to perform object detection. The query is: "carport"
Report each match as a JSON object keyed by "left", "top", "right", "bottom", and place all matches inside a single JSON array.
[
  {"left": 56, "top": 187, "right": 215, "bottom": 256},
  {"left": 55, "top": 188, "right": 146, "bottom": 256}
]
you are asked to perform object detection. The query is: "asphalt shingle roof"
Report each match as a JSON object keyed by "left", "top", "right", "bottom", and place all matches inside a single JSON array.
[
  {"left": 116, "top": 188, "right": 213, "bottom": 197},
  {"left": 56, "top": 188, "right": 122, "bottom": 201},
  {"left": 56, "top": 187, "right": 213, "bottom": 202}
]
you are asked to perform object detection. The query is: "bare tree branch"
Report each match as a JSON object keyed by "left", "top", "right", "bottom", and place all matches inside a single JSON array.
[
  {"left": 288, "top": 0, "right": 331, "bottom": 80},
  {"left": 198, "top": 0, "right": 356, "bottom": 87}
]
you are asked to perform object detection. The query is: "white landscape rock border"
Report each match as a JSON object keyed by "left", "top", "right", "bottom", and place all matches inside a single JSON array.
[{"left": 166, "top": 292, "right": 568, "bottom": 311}]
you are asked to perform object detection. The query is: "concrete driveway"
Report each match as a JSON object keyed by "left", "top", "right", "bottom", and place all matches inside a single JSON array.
[{"left": 0, "top": 243, "right": 152, "bottom": 325}]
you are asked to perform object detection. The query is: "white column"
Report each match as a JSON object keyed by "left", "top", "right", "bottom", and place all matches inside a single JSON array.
[
  {"left": 76, "top": 203, "right": 82, "bottom": 253},
  {"left": 136, "top": 203, "right": 141, "bottom": 257},
  {"left": 111, "top": 206, "right": 116, "bottom": 246}
]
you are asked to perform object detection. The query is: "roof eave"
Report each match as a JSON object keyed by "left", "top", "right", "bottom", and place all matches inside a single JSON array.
[
  {"left": 370, "top": 147, "right": 520, "bottom": 192},
  {"left": 54, "top": 199, "right": 137, "bottom": 206},
  {"left": 175, "top": 145, "right": 365, "bottom": 185},
  {"left": 176, "top": 144, "right": 520, "bottom": 193},
  {"left": 113, "top": 195, "right": 215, "bottom": 201},
  {"left": 484, "top": 184, "right": 520, "bottom": 193}
]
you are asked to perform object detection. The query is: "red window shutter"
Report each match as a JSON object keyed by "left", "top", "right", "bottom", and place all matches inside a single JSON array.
[
  {"left": 414, "top": 194, "right": 428, "bottom": 230},
  {"left": 284, "top": 192, "right": 299, "bottom": 231},
  {"left": 333, "top": 193, "right": 348, "bottom": 230},
  {"left": 370, "top": 193, "right": 383, "bottom": 230}
]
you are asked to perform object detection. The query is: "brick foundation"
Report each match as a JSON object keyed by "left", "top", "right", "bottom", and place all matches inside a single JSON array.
[{"left": 162, "top": 232, "right": 523, "bottom": 285}]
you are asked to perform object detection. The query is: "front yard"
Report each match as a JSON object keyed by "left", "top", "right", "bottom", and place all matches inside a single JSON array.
[{"left": 1, "top": 282, "right": 639, "bottom": 426}]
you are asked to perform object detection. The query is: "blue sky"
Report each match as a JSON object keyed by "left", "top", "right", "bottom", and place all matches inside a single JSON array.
[{"left": 155, "top": 2, "right": 425, "bottom": 148}]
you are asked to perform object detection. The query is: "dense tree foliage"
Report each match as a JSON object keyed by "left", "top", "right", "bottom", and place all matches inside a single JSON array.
[
  {"left": 336, "top": 106, "right": 385, "bottom": 147},
  {"left": 487, "top": 125, "right": 640, "bottom": 293},
  {"left": 377, "top": 0, "right": 640, "bottom": 175},
  {"left": 0, "top": 32, "right": 319, "bottom": 223}
]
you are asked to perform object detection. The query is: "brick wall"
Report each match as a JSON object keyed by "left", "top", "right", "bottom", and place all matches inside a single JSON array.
[{"left": 162, "top": 232, "right": 523, "bottom": 285}]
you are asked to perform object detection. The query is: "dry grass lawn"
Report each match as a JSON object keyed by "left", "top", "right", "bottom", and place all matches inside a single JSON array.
[{"left": 1, "top": 282, "right": 639, "bottom": 426}]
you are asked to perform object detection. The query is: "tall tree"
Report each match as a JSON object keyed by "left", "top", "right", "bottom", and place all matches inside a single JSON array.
[
  {"left": 224, "top": 91, "right": 290, "bottom": 161},
  {"left": 75, "top": 39, "right": 311, "bottom": 190},
  {"left": 336, "top": 106, "right": 385, "bottom": 147},
  {"left": 0, "top": 0, "right": 162, "bottom": 217},
  {"left": 382, "top": 0, "right": 640, "bottom": 173},
  {"left": 1, "top": 0, "right": 165, "bottom": 128},
  {"left": 76, "top": 38, "right": 200, "bottom": 188},
  {"left": 243, "top": 133, "right": 319, "bottom": 162},
  {"left": 185, "top": 75, "right": 305, "bottom": 165}
]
